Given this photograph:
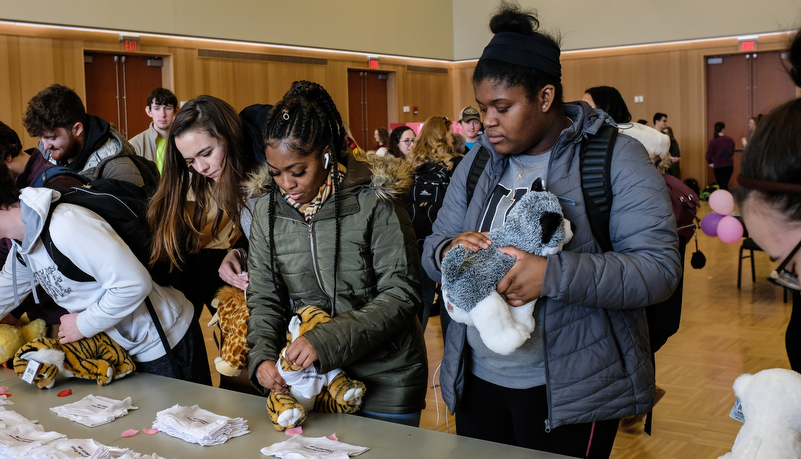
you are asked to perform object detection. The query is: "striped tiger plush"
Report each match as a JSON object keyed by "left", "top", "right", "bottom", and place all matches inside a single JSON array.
[
  {"left": 13, "top": 332, "right": 135, "bottom": 389},
  {"left": 267, "top": 305, "right": 366, "bottom": 431}
]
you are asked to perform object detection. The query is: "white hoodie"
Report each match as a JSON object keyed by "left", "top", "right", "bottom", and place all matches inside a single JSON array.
[{"left": 0, "top": 187, "right": 193, "bottom": 362}]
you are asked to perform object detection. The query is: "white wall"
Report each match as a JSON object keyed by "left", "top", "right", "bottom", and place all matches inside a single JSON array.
[
  {"left": 453, "top": 0, "right": 801, "bottom": 60},
  {"left": 0, "top": 0, "right": 455, "bottom": 60}
]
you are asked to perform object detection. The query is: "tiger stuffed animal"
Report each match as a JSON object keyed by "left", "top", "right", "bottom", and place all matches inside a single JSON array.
[
  {"left": 267, "top": 305, "right": 366, "bottom": 431},
  {"left": 13, "top": 332, "right": 135, "bottom": 389},
  {"left": 208, "top": 286, "right": 249, "bottom": 377}
]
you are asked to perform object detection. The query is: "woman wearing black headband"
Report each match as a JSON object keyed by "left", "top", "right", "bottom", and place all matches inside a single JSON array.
[
  {"left": 736, "top": 29, "right": 801, "bottom": 371},
  {"left": 422, "top": 4, "right": 680, "bottom": 458}
]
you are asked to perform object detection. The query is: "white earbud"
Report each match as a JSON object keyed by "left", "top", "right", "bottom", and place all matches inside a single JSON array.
[
  {"left": 324, "top": 153, "right": 330, "bottom": 169},
  {"left": 542, "top": 104, "right": 547, "bottom": 109}
]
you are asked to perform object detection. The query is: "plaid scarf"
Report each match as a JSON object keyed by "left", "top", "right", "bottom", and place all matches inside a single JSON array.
[{"left": 282, "top": 163, "right": 347, "bottom": 222}]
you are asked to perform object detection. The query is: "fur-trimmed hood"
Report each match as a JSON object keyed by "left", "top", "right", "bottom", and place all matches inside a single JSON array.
[{"left": 244, "top": 151, "right": 412, "bottom": 202}]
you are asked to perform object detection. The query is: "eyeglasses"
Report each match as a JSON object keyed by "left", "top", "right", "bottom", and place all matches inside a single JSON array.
[
  {"left": 400, "top": 139, "right": 415, "bottom": 145},
  {"left": 768, "top": 237, "right": 801, "bottom": 291}
]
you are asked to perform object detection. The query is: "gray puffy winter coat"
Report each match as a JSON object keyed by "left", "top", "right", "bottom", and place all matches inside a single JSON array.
[{"left": 422, "top": 102, "right": 681, "bottom": 429}]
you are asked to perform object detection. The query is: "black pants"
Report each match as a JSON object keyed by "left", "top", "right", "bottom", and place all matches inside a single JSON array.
[
  {"left": 175, "top": 248, "right": 228, "bottom": 320},
  {"left": 136, "top": 319, "right": 212, "bottom": 386},
  {"left": 714, "top": 166, "right": 734, "bottom": 190},
  {"left": 456, "top": 374, "right": 619, "bottom": 459},
  {"left": 788, "top": 290, "right": 801, "bottom": 372}
]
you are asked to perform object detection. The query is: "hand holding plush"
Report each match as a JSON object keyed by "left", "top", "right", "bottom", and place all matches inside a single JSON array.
[
  {"left": 441, "top": 179, "right": 572, "bottom": 355},
  {"left": 267, "top": 306, "right": 366, "bottom": 431},
  {"left": 718, "top": 368, "right": 801, "bottom": 459}
]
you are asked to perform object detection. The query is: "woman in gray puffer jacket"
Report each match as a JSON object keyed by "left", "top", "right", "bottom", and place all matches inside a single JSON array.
[{"left": 422, "top": 5, "right": 680, "bottom": 459}]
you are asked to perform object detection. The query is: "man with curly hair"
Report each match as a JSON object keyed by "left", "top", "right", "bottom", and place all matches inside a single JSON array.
[{"left": 22, "top": 84, "right": 151, "bottom": 186}]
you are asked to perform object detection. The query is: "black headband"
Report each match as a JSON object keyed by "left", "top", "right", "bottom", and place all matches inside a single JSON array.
[
  {"left": 737, "top": 174, "right": 801, "bottom": 194},
  {"left": 479, "top": 32, "right": 562, "bottom": 78}
]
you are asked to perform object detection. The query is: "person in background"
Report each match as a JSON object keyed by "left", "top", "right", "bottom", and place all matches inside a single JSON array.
[
  {"left": 452, "top": 132, "right": 466, "bottom": 155},
  {"left": 662, "top": 126, "right": 681, "bottom": 180},
  {"left": 22, "top": 84, "right": 150, "bottom": 186},
  {"left": 582, "top": 86, "right": 670, "bottom": 163},
  {"left": 458, "top": 106, "right": 482, "bottom": 151},
  {"left": 706, "top": 121, "right": 735, "bottom": 190},
  {"left": 130, "top": 88, "right": 178, "bottom": 174},
  {"left": 423, "top": 4, "right": 679, "bottom": 457},
  {"left": 406, "top": 115, "right": 458, "bottom": 332},
  {"left": 653, "top": 112, "right": 668, "bottom": 131},
  {"left": 384, "top": 126, "right": 415, "bottom": 158},
  {"left": 247, "top": 80, "right": 427, "bottom": 427},
  {"left": 741, "top": 114, "right": 763, "bottom": 148},
  {"left": 735, "top": 28, "right": 801, "bottom": 372},
  {"left": 374, "top": 127, "right": 389, "bottom": 150}
]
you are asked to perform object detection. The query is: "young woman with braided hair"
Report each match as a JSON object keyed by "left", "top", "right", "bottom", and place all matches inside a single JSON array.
[{"left": 246, "top": 81, "right": 428, "bottom": 426}]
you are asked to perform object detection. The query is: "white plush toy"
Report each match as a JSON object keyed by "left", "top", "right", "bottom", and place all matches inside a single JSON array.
[
  {"left": 719, "top": 368, "right": 801, "bottom": 459},
  {"left": 440, "top": 178, "right": 572, "bottom": 355}
]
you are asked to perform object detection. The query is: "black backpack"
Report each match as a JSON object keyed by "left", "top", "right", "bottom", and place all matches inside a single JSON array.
[
  {"left": 406, "top": 162, "right": 451, "bottom": 249},
  {"left": 39, "top": 180, "right": 177, "bottom": 286}
]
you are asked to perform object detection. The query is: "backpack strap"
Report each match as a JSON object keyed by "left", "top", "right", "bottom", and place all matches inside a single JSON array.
[
  {"left": 144, "top": 296, "right": 183, "bottom": 379},
  {"left": 465, "top": 146, "right": 491, "bottom": 206},
  {"left": 579, "top": 124, "right": 618, "bottom": 253},
  {"left": 40, "top": 191, "right": 95, "bottom": 283},
  {"left": 33, "top": 166, "right": 88, "bottom": 188}
]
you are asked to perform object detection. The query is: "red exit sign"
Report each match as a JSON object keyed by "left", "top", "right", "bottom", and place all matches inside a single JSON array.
[
  {"left": 368, "top": 59, "right": 379, "bottom": 69},
  {"left": 740, "top": 41, "right": 756, "bottom": 52},
  {"left": 125, "top": 40, "right": 138, "bottom": 52}
]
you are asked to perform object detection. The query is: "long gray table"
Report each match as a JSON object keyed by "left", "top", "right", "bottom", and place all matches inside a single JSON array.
[{"left": 0, "top": 368, "right": 567, "bottom": 458}]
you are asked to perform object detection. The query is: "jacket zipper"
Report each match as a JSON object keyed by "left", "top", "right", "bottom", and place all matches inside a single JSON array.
[
  {"left": 542, "top": 307, "right": 553, "bottom": 433},
  {"left": 307, "top": 221, "right": 334, "bottom": 316}
]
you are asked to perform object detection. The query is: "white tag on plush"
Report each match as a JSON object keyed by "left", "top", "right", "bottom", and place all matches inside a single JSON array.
[
  {"left": 729, "top": 397, "right": 745, "bottom": 423},
  {"left": 21, "top": 359, "right": 41, "bottom": 384}
]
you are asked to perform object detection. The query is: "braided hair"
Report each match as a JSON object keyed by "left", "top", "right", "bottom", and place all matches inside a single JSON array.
[{"left": 262, "top": 81, "right": 346, "bottom": 316}]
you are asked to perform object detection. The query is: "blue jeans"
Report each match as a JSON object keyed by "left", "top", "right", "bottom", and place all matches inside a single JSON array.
[{"left": 357, "top": 410, "right": 422, "bottom": 427}]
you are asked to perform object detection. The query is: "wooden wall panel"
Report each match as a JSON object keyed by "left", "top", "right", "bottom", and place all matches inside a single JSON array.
[{"left": 0, "top": 23, "right": 455, "bottom": 152}]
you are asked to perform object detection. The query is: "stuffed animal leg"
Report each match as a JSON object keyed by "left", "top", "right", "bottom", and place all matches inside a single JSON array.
[
  {"left": 209, "top": 286, "right": 250, "bottom": 377},
  {"left": 267, "top": 391, "right": 307, "bottom": 431},
  {"left": 13, "top": 332, "right": 135, "bottom": 389}
]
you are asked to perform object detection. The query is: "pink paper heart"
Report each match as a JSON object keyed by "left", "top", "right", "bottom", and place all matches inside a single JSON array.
[
  {"left": 0, "top": 386, "right": 7, "bottom": 395},
  {"left": 285, "top": 426, "right": 303, "bottom": 436},
  {"left": 121, "top": 429, "right": 139, "bottom": 437},
  {"left": 327, "top": 433, "right": 338, "bottom": 441},
  {"left": 143, "top": 428, "right": 158, "bottom": 435},
  {"left": 57, "top": 389, "right": 72, "bottom": 397}
]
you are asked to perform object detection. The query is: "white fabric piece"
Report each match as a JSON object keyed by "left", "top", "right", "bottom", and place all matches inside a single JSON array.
[
  {"left": 0, "top": 394, "right": 13, "bottom": 406},
  {"left": 24, "top": 438, "right": 110, "bottom": 459},
  {"left": 260, "top": 435, "right": 368, "bottom": 459},
  {"left": 50, "top": 395, "right": 138, "bottom": 427},
  {"left": 0, "top": 409, "right": 42, "bottom": 431},
  {"left": 0, "top": 426, "right": 67, "bottom": 457},
  {"left": 277, "top": 361, "right": 342, "bottom": 402},
  {"left": 152, "top": 404, "right": 248, "bottom": 447}
]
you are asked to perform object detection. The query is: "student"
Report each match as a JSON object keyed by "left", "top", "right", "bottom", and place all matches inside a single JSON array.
[
  {"left": 0, "top": 121, "right": 85, "bottom": 327},
  {"left": 422, "top": 5, "right": 680, "bottom": 457},
  {"left": 706, "top": 122, "right": 735, "bottom": 190},
  {"left": 406, "top": 115, "right": 458, "bottom": 332},
  {"left": 0, "top": 162, "right": 209, "bottom": 383},
  {"left": 148, "top": 96, "right": 261, "bottom": 318},
  {"left": 735, "top": 29, "right": 801, "bottom": 371},
  {"left": 22, "top": 84, "right": 150, "bottom": 186},
  {"left": 458, "top": 106, "right": 482, "bottom": 150},
  {"left": 385, "top": 126, "right": 415, "bottom": 158},
  {"left": 130, "top": 88, "right": 179, "bottom": 173},
  {"left": 246, "top": 80, "right": 427, "bottom": 427}
]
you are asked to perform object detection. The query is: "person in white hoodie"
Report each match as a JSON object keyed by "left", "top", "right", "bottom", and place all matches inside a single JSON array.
[{"left": 0, "top": 164, "right": 209, "bottom": 384}]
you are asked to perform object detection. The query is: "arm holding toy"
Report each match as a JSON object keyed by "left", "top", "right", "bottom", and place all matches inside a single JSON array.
[
  {"left": 541, "top": 137, "right": 681, "bottom": 310},
  {"left": 246, "top": 208, "right": 292, "bottom": 395},
  {"left": 302, "top": 197, "right": 422, "bottom": 374}
]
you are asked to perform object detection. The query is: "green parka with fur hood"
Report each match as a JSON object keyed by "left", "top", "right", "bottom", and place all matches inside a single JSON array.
[{"left": 246, "top": 153, "right": 428, "bottom": 414}]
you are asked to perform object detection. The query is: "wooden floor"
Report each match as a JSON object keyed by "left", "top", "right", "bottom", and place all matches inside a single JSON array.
[{"left": 200, "top": 202, "right": 793, "bottom": 458}]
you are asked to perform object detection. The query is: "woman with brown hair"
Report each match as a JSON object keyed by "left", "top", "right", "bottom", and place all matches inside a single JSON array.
[{"left": 147, "top": 95, "right": 263, "bottom": 315}]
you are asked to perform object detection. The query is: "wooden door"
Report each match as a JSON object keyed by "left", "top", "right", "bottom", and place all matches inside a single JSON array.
[
  {"left": 84, "top": 53, "right": 163, "bottom": 139},
  {"left": 347, "top": 70, "right": 388, "bottom": 150},
  {"left": 705, "top": 51, "right": 795, "bottom": 188}
]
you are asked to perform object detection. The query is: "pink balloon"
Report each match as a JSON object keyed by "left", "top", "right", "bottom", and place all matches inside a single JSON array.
[
  {"left": 717, "top": 216, "right": 744, "bottom": 243},
  {"left": 701, "top": 212, "right": 724, "bottom": 237},
  {"left": 709, "top": 190, "right": 735, "bottom": 215}
]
